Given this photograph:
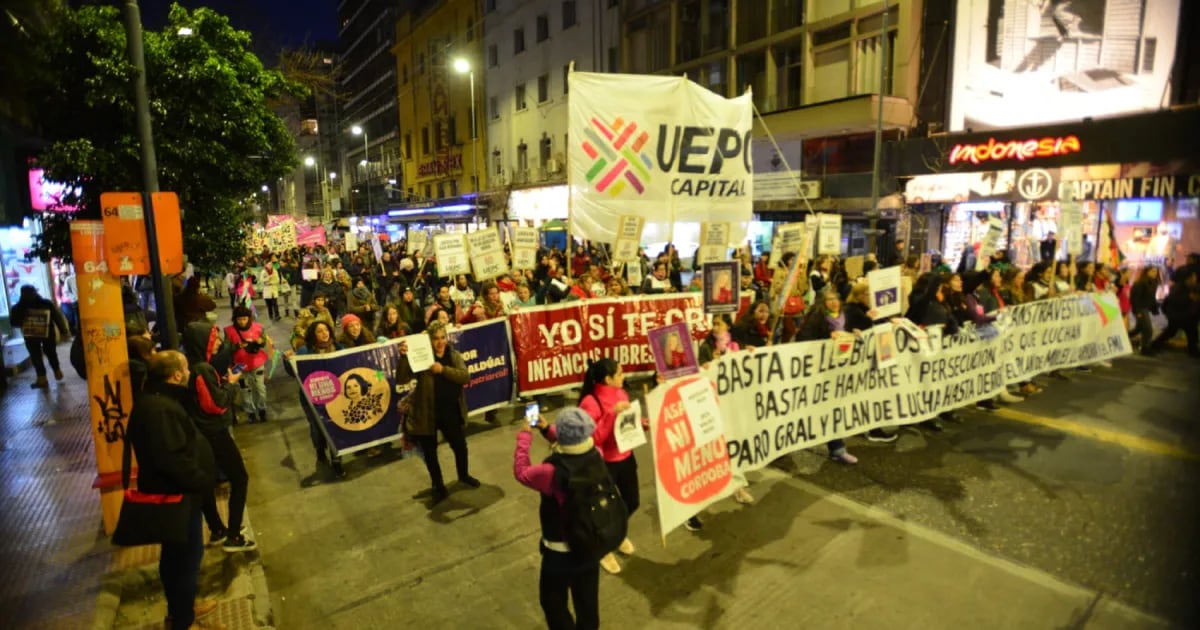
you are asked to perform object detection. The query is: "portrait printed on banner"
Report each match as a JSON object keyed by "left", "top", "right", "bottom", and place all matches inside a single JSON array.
[
  {"left": 648, "top": 321, "right": 699, "bottom": 380},
  {"left": 702, "top": 261, "right": 740, "bottom": 315},
  {"left": 324, "top": 368, "right": 391, "bottom": 431}
]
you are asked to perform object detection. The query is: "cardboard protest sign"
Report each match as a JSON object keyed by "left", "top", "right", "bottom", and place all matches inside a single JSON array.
[
  {"left": 805, "top": 214, "right": 819, "bottom": 259},
  {"left": 467, "top": 227, "right": 508, "bottom": 280},
  {"left": 649, "top": 321, "right": 700, "bottom": 380},
  {"left": 345, "top": 231, "right": 358, "bottom": 251},
  {"left": 867, "top": 265, "right": 903, "bottom": 319},
  {"left": 975, "top": 216, "right": 1005, "bottom": 271},
  {"left": 844, "top": 255, "right": 865, "bottom": 280},
  {"left": 817, "top": 214, "right": 842, "bottom": 255},
  {"left": 874, "top": 322, "right": 897, "bottom": 368},
  {"left": 612, "top": 215, "right": 645, "bottom": 263},
  {"left": 697, "top": 222, "right": 731, "bottom": 265},
  {"left": 511, "top": 226, "right": 539, "bottom": 270},
  {"left": 407, "top": 229, "right": 428, "bottom": 256},
  {"left": 613, "top": 400, "right": 647, "bottom": 453},
  {"left": 647, "top": 376, "right": 734, "bottom": 537},
  {"left": 434, "top": 233, "right": 470, "bottom": 277},
  {"left": 400, "top": 332, "right": 434, "bottom": 372},
  {"left": 777, "top": 223, "right": 806, "bottom": 254},
  {"left": 626, "top": 262, "right": 643, "bottom": 287},
  {"left": 702, "top": 261, "right": 739, "bottom": 315}
]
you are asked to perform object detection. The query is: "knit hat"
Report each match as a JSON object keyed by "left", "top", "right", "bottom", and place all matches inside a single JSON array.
[
  {"left": 341, "top": 314, "right": 361, "bottom": 328},
  {"left": 554, "top": 406, "right": 595, "bottom": 454},
  {"left": 232, "top": 305, "right": 253, "bottom": 320}
]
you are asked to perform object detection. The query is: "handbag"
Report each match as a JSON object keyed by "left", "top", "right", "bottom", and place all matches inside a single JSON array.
[
  {"left": 784, "top": 296, "right": 805, "bottom": 316},
  {"left": 111, "top": 432, "right": 193, "bottom": 546}
]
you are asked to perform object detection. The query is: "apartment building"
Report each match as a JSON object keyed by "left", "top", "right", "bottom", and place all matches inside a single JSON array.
[
  {"left": 620, "top": 0, "right": 923, "bottom": 253},
  {"left": 482, "top": 0, "right": 621, "bottom": 222},
  {"left": 338, "top": 0, "right": 410, "bottom": 216},
  {"left": 392, "top": 0, "right": 485, "bottom": 219}
]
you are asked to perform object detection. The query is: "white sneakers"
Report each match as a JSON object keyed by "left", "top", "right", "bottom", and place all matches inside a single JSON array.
[
  {"left": 734, "top": 487, "right": 755, "bottom": 504},
  {"left": 997, "top": 390, "right": 1025, "bottom": 404},
  {"left": 600, "top": 552, "right": 622, "bottom": 574},
  {"left": 618, "top": 538, "right": 635, "bottom": 554}
]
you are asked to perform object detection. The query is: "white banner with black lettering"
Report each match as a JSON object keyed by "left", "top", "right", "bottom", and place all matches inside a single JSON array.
[{"left": 567, "top": 71, "right": 753, "bottom": 246}]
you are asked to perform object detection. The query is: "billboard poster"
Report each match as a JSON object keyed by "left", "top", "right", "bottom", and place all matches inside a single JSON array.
[
  {"left": 291, "top": 340, "right": 408, "bottom": 455},
  {"left": 447, "top": 318, "right": 515, "bottom": 414},
  {"left": 949, "top": 0, "right": 1180, "bottom": 132}
]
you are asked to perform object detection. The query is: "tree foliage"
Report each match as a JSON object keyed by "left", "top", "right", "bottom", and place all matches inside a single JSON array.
[{"left": 29, "top": 3, "right": 302, "bottom": 271}]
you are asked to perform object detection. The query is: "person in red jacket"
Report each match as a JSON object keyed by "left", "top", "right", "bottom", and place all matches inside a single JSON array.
[
  {"left": 224, "top": 306, "right": 273, "bottom": 423},
  {"left": 577, "top": 358, "right": 642, "bottom": 574}
]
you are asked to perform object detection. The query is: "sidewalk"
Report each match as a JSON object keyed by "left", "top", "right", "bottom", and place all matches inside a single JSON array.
[{"left": 0, "top": 333, "right": 273, "bottom": 629}]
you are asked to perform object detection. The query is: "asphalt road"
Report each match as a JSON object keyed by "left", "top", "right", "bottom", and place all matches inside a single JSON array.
[{"left": 236, "top": 309, "right": 1199, "bottom": 629}]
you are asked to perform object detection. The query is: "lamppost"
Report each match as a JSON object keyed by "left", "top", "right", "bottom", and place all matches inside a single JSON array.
[
  {"left": 351, "top": 125, "right": 372, "bottom": 216},
  {"left": 304, "top": 155, "right": 328, "bottom": 218},
  {"left": 326, "top": 172, "right": 337, "bottom": 223},
  {"left": 452, "top": 57, "right": 480, "bottom": 193}
]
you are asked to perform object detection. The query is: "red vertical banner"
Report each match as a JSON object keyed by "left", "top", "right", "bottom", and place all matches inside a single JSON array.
[{"left": 71, "top": 221, "right": 133, "bottom": 535}]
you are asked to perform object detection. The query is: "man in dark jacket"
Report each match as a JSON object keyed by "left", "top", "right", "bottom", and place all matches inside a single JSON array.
[
  {"left": 182, "top": 322, "right": 255, "bottom": 552},
  {"left": 126, "top": 350, "right": 218, "bottom": 630},
  {"left": 9, "top": 284, "right": 70, "bottom": 389}
]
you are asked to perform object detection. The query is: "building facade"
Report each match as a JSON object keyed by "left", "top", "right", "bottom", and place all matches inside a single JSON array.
[
  {"left": 338, "top": 0, "right": 409, "bottom": 217},
  {"left": 392, "top": 0, "right": 486, "bottom": 218},
  {"left": 618, "top": 0, "right": 925, "bottom": 255},
  {"left": 482, "top": 0, "right": 621, "bottom": 222}
]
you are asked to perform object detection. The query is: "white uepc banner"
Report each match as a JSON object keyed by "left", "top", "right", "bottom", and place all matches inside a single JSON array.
[{"left": 567, "top": 71, "right": 754, "bottom": 247}]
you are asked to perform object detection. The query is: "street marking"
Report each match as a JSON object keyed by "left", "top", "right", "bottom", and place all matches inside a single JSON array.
[
  {"left": 990, "top": 407, "right": 1199, "bottom": 461},
  {"left": 1084, "top": 371, "right": 1194, "bottom": 394}
]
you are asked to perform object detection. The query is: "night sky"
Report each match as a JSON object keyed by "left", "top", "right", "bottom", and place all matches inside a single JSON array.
[{"left": 139, "top": 0, "right": 339, "bottom": 61}]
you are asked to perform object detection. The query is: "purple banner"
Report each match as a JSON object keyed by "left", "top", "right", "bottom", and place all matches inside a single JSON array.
[
  {"left": 448, "top": 318, "right": 515, "bottom": 414},
  {"left": 292, "top": 340, "right": 408, "bottom": 455}
]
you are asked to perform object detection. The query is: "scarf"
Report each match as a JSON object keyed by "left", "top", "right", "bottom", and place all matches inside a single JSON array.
[
  {"left": 825, "top": 311, "right": 846, "bottom": 332},
  {"left": 352, "top": 286, "right": 372, "bottom": 302}
]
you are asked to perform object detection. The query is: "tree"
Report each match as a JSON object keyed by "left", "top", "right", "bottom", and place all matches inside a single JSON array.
[{"left": 28, "top": 3, "right": 302, "bottom": 271}]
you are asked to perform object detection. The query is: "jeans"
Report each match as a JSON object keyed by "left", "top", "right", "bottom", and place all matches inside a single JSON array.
[
  {"left": 160, "top": 505, "right": 204, "bottom": 630},
  {"left": 240, "top": 368, "right": 267, "bottom": 414},
  {"left": 24, "top": 337, "right": 60, "bottom": 377},
  {"left": 61, "top": 302, "right": 79, "bottom": 335},
  {"left": 201, "top": 429, "right": 249, "bottom": 536},
  {"left": 539, "top": 545, "right": 600, "bottom": 630},
  {"left": 413, "top": 412, "right": 469, "bottom": 490},
  {"left": 605, "top": 456, "right": 639, "bottom": 517},
  {"left": 264, "top": 298, "right": 279, "bottom": 320}
]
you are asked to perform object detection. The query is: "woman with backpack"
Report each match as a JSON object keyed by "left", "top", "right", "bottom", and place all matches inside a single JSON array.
[
  {"left": 578, "top": 358, "right": 658, "bottom": 574},
  {"left": 515, "top": 407, "right": 612, "bottom": 630}
]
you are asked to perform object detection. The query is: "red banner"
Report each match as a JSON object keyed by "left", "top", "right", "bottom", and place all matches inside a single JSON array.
[{"left": 509, "top": 294, "right": 723, "bottom": 395}]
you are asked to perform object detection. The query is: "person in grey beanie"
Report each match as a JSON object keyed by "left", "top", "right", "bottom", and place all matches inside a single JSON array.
[{"left": 515, "top": 407, "right": 608, "bottom": 630}]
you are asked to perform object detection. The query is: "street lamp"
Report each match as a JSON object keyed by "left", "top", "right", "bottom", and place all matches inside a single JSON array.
[
  {"left": 452, "top": 57, "right": 480, "bottom": 193},
  {"left": 351, "top": 125, "right": 372, "bottom": 217},
  {"left": 304, "top": 155, "right": 316, "bottom": 167},
  {"left": 176, "top": 26, "right": 193, "bottom": 36},
  {"left": 303, "top": 155, "right": 329, "bottom": 218}
]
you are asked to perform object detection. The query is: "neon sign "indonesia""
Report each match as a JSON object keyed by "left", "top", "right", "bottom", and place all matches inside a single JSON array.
[{"left": 948, "top": 135, "right": 1081, "bottom": 165}]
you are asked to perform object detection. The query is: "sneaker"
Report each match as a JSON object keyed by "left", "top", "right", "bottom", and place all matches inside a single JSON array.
[
  {"left": 30, "top": 377, "right": 49, "bottom": 389},
  {"left": 684, "top": 516, "right": 704, "bottom": 532},
  {"left": 222, "top": 534, "right": 257, "bottom": 552},
  {"left": 997, "top": 390, "right": 1024, "bottom": 404},
  {"left": 458, "top": 475, "right": 481, "bottom": 488},
  {"left": 600, "top": 552, "right": 622, "bottom": 574},
  {"left": 831, "top": 451, "right": 859, "bottom": 465},
  {"left": 618, "top": 538, "right": 635, "bottom": 555},
  {"left": 866, "top": 428, "right": 898, "bottom": 443},
  {"left": 207, "top": 527, "right": 228, "bottom": 546},
  {"left": 53, "top": 369, "right": 64, "bottom": 381},
  {"left": 733, "top": 487, "right": 755, "bottom": 504},
  {"left": 940, "top": 411, "right": 963, "bottom": 423},
  {"left": 331, "top": 460, "right": 346, "bottom": 479},
  {"left": 257, "top": 410, "right": 268, "bottom": 423},
  {"left": 429, "top": 485, "right": 449, "bottom": 506},
  {"left": 920, "top": 419, "right": 944, "bottom": 433},
  {"left": 975, "top": 400, "right": 999, "bottom": 411},
  {"left": 1019, "top": 383, "right": 1043, "bottom": 396}
]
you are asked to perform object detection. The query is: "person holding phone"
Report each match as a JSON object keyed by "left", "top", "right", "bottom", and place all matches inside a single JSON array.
[
  {"left": 578, "top": 358, "right": 640, "bottom": 574},
  {"left": 396, "top": 321, "right": 478, "bottom": 506}
]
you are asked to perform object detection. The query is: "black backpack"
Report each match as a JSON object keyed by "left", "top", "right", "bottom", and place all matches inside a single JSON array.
[{"left": 548, "top": 450, "right": 628, "bottom": 561}]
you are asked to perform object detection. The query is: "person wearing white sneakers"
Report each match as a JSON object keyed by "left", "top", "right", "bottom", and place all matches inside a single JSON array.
[{"left": 578, "top": 358, "right": 642, "bottom": 574}]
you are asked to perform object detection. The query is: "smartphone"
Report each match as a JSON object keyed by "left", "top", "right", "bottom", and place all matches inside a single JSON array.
[
  {"left": 231, "top": 363, "right": 247, "bottom": 375},
  {"left": 525, "top": 402, "right": 540, "bottom": 427}
]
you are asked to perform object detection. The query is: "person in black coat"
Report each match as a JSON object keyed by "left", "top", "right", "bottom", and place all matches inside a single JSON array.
[
  {"left": 1130, "top": 267, "right": 1161, "bottom": 353},
  {"left": 732, "top": 300, "right": 772, "bottom": 348},
  {"left": 9, "top": 284, "right": 70, "bottom": 389},
  {"left": 126, "top": 350, "right": 217, "bottom": 630},
  {"left": 182, "top": 322, "right": 255, "bottom": 552},
  {"left": 1148, "top": 267, "right": 1198, "bottom": 357}
]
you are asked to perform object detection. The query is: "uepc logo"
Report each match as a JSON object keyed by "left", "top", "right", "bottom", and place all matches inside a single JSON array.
[{"left": 581, "top": 117, "right": 750, "bottom": 198}]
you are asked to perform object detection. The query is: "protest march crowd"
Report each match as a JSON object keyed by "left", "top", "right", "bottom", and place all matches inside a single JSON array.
[{"left": 80, "top": 228, "right": 1199, "bottom": 630}]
